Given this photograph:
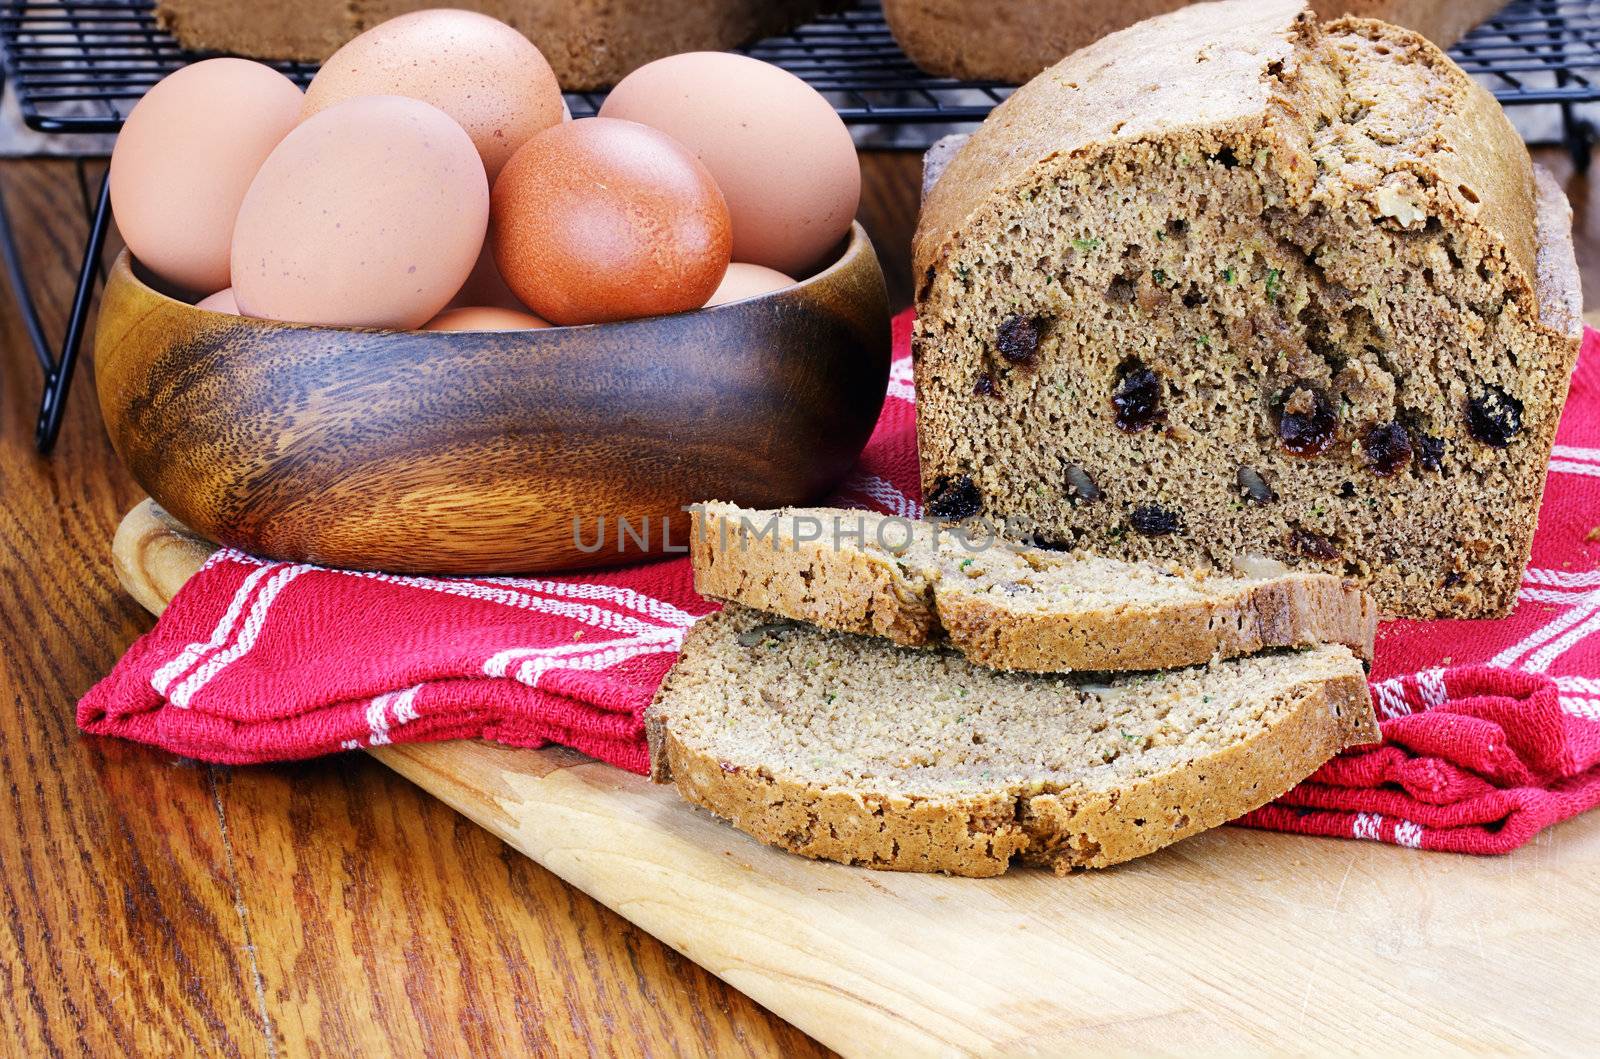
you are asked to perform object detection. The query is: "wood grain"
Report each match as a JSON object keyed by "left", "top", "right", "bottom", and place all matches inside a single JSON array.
[
  {"left": 0, "top": 161, "right": 263, "bottom": 1057},
  {"left": 94, "top": 225, "right": 890, "bottom": 575},
  {"left": 112, "top": 498, "right": 1600, "bottom": 1056},
  {"left": 1, "top": 155, "right": 841, "bottom": 1057}
]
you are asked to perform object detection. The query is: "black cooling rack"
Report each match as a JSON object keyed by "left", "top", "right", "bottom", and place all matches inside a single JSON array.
[
  {"left": 3, "top": 0, "right": 1600, "bottom": 452},
  {"left": 0, "top": 0, "right": 1015, "bottom": 132},
  {"left": 1455, "top": 0, "right": 1600, "bottom": 103},
  {"left": 5, "top": 0, "right": 1599, "bottom": 133}
]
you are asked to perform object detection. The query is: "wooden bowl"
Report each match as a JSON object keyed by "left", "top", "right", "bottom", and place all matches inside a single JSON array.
[{"left": 95, "top": 223, "right": 890, "bottom": 574}]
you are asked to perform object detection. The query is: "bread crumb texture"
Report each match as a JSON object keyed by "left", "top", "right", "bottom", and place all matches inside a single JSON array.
[
  {"left": 912, "top": 0, "right": 1582, "bottom": 619},
  {"left": 647, "top": 605, "right": 1378, "bottom": 876}
]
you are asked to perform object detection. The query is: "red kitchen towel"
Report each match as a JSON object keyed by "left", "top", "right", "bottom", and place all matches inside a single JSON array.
[
  {"left": 1235, "top": 667, "right": 1600, "bottom": 853},
  {"left": 81, "top": 314, "right": 1600, "bottom": 855}
]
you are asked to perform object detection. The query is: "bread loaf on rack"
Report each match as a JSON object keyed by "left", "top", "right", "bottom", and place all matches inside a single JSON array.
[
  {"left": 155, "top": 0, "right": 835, "bottom": 90},
  {"left": 884, "top": 0, "right": 1509, "bottom": 84}
]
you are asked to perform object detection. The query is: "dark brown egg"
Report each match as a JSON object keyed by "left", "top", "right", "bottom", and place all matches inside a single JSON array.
[{"left": 491, "top": 117, "right": 732, "bottom": 325}]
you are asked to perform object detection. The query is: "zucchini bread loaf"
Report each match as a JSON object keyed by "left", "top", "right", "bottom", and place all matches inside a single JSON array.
[
  {"left": 912, "top": 0, "right": 1582, "bottom": 619},
  {"left": 155, "top": 0, "right": 834, "bottom": 89},
  {"left": 884, "top": 0, "right": 1507, "bottom": 84},
  {"left": 647, "top": 605, "right": 1377, "bottom": 876},
  {"left": 691, "top": 501, "right": 1377, "bottom": 669}
]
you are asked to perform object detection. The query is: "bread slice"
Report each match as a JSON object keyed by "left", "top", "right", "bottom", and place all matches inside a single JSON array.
[
  {"left": 691, "top": 502, "right": 1377, "bottom": 671},
  {"left": 647, "top": 605, "right": 1378, "bottom": 876},
  {"left": 912, "top": 0, "right": 1582, "bottom": 619}
]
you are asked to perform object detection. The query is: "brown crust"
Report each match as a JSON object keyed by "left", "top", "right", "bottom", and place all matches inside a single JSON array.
[
  {"left": 1484, "top": 164, "right": 1584, "bottom": 626},
  {"left": 938, "top": 572, "right": 1377, "bottom": 670},
  {"left": 1015, "top": 665, "right": 1374, "bottom": 872},
  {"left": 914, "top": 0, "right": 1306, "bottom": 287},
  {"left": 1313, "top": 0, "right": 1508, "bottom": 49},
  {"left": 154, "top": 0, "right": 835, "bottom": 90},
  {"left": 884, "top": 0, "right": 1190, "bottom": 85},
  {"left": 1319, "top": 15, "right": 1542, "bottom": 297},
  {"left": 1532, "top": 164, "right": 1584, "bottom": 343},
  {"left": 691, "top": 504, "right": 941, "bottom": 646},
  {"left": 913, "top": 3, "right": 1544, "bottom": 325},
  {"left": 691, "top": 503, "right": 1377, "bottom": 667},
  {"left": 885, "top": 0, "right": 1507, "bottom": 87},
  {"left": 648, "top": 613, "right": 1379, "bottom": 877},
  {"left": 658, "top": 724, "right": 1030, "bottom": 877}
]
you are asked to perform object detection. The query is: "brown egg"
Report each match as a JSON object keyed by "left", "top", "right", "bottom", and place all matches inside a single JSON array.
[
  {"left": 423, "top": 306, "right": 551, "bottom": 331},
  {"left": 302, "top": 9, "right": 563, "bottom": 179},
  {"left": 601, "top": 52, "right": 860, "bottom": 277},
  {"left": 232, "top": 95, "right": 488, "bottom": 329},
  {"left": 109, "top": 59, "right": 303, "bottom": 295},
  {"left": 448, "top": 239, "right": 529, "bottom": 311},
  {"left": 492, "top": 118, "right": 731, "bottom": 325},
  {"left": 195, "top": 288, "right": 240, "bottom": 314},
  {"left": 705, "top": 262, "right": 795, "bottom": 307}
]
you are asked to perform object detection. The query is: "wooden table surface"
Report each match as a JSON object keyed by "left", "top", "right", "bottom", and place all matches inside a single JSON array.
[{"left": 0, "top": 146, "right": 1591, "bottom": 1056}]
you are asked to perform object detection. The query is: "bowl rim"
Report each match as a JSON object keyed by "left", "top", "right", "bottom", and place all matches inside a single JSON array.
[{"left": 117, "top": 220, "right": 875, "bottom": 335}]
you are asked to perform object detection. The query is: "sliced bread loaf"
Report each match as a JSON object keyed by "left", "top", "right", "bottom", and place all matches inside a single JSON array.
[
  {"left": 646, "top": 605, "right": 1378, "bottom": 876},
  {"left": 911, "top": 0, "right": 1582, "bottom": 619},
  {"left": 692, "top": 501, "right": 1377, "bottom": 670}
]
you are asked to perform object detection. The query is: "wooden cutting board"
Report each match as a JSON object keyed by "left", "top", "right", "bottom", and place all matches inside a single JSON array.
[{"left": 113, "top": 500, "right": 1600, "bottom": 1056}]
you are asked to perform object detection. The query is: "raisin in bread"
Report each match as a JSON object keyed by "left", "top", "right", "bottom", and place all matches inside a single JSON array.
[
  {"left": 692, "top": 501, "right": 1377, "bottom": 669},
  {"left": 884, "top": 0, "right": 1507, "bottom": 84},
  {"left": 154, "top": 0, "right": 834, "bottom": 89},
  {"left": 646, "top": 605, "right": 1378, "bottom": 876},
  {"left": 912, "top": 0, "right": 1582, "bottom": 620}
]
